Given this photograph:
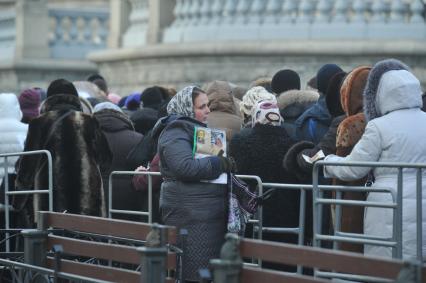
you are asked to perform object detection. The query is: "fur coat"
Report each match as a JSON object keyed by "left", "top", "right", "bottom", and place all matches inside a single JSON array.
[
  {"left": 15, "top": 94, "right": 111, "bottom": 219},
  {"left": 333, "top": 66, "right": 371, "bottom": 253}
]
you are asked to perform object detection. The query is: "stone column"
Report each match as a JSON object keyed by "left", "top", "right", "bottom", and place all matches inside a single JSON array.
[
  {"left": 147, "top": 0, "right": 175, "bottom": 44},
  {"left": 15, "top": 0, "right": 49, "bottom": 59},
  {"left": 108, "top": 0, "right": 130, "bottom": 48}
]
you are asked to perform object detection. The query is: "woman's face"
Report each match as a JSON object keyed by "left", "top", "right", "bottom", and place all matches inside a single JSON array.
[{"left": 193, "top": 92, "right": 210, "bottom": 123}]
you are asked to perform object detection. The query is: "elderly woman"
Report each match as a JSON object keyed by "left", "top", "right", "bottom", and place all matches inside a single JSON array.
[
  {"left": 158, "top": 86, "right": 234, "bottom": 282},
  {"left": 323, "top": 59, "right": 426, "bottom": 260}
]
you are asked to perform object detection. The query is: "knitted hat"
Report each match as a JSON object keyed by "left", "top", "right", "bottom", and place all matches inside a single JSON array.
[
  {"left": 141, "top": 86, "right": 164, "bottom": 110},
  {"left": 46, "top": 78, "right": 79, "bottom": 97},
  {"left": 316, "top": 64, "right": 344, "bottom": 94},
  {"left": 251, "top": 100, "right": 283, "bottom": 127},
  {"left": 340, "top": 66, "right": 371, "bottom": 116},
  {"left": 271, "top": 69, "right": 301, "bottom": 95},
  {"left": 18, "top": 88, "right": 41, "bottom": 120},
  {"left": 125, "top": 92, "right": 141, "bottom": 110},
  {"left": 325, "top": 72, "right": 347, "bottom": 117},
  {"left": 240, "top": 86, "right": 276, "bottom": 117}
]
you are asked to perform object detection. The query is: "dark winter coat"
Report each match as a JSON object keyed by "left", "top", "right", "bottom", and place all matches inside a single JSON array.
[
  {"left": 276, "top": 89, "right": 319, "bottom": 139},
  {"left": 93, "top": 109, "right": 145, "bottom": 221},
  {"left": 158, "top": 117, "right": 226, "bottom": 281},
  {"left": 293, "top": 95, "right": 332, "bottom": 144},
  {"left": 229, "top": 124, "right": 300, "bottom": 254},
  {"left": 15, "top": 94, "right": 111, "bottom": 219}
]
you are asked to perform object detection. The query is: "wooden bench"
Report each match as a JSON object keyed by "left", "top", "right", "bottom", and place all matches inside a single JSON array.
[
  {"left": 20, "top": 211, "right": 182, "bottom": 283},
  {"left": 209, "top": 233, "right": 426, "bottom": 283}
]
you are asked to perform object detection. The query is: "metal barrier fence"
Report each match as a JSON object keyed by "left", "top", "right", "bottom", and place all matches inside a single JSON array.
[
  {"left": 1, "top": 150, "right": 53, "bottom": 253},
  {"left": 313, "top": 160, "right": 425, "bottom": 282},
  {"left": 108, "top": 171, "right": 312, "bottom": 273}
]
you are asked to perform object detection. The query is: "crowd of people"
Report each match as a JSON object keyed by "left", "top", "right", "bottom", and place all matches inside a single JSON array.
[{"left": 0, "top": 58, "right": 425, "bottom": 282}]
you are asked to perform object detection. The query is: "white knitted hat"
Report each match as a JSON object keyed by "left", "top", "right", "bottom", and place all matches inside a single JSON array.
[{"left": 240, "top": 86, "right": 276, "bottom": 117}]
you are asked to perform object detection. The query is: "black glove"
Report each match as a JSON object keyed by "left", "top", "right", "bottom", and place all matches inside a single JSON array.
[
  {"left": 296, "top": 149, "right": 314, "bottom": 173},
  {"left": 219, "top": 156, "right": 237, "bottom": 173},
  {"left": 283, "top": 141, "right": 315, "bottom": 181}
]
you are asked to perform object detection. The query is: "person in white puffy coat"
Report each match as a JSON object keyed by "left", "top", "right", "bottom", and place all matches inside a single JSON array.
[
  {"left": 0, "top": 93, "right": 28, "bottom": 188},
  {"left": 323, "top": 59, "right": 426, "bottom": 260}
]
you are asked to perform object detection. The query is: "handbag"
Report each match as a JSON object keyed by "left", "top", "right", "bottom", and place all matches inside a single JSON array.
[{"left": 227, "top": 174, "right": 260, "bottom": 235}]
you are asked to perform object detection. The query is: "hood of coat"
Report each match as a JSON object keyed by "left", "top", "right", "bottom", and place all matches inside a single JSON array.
[
  {"left": 277, "top": 89, "right": 319, "bottom": 119},
  {"left": 205, "top": 80, "right": 237, "bottom": 114},
  {"left": 40, "top": 93, "right": 83, "bottom": 113},
  {"left": 0, "top": 93, "right": 23, "bottom": 121},
  {"left": 94, "top": 109, "right": 134, "bottom": 132},
  {"left": 363, "top": 59, "right": 422, "bottom": 121},
  {"left": 340, "top": 66, "right": 371, "bottom": 117}
]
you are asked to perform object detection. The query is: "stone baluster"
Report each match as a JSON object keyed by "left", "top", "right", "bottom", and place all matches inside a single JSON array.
[
  {"left": 247, "top": 0, "right": 266, "bottom": 25},
  {"left": 199, "top": 0, "right": 212, "bottom": 25},
  {"left": 409, "top": 0, "right": 424, "bottom": 24},
  {"left": 234, "top": 0, "right": 251, "bottom": 25},
  {"left": 122, "top": 0, "right": 149, "bottom": 47},
  {"left": 172, "top": 0, "right": 184, "bottom": 27},
  {"left": 332, "top": 0, "right": 349, "bottom": 23},
  {"left": 281, "top": 0, "right": 298, "bottom": 24},
  {"left": 223, "top": 0, "right": 237, "bottom": 25},
  {"left": 370, "top": 0, "right": 386, "bottom": 23},
  {"left": 210, "top": 0, "right": 224, "bottom": 25},
  {"left": 180, "top": 0, "right": 192, "bottom": 27},
  {"left": 315, "top": 0, "right": 332, "bottom": 23},
  {"left": 263, "top": 0, "right": 282, "bottom": 25},
  {"left": 188, "top": 0, "right": 202, "bottom": 26},
  {"left": 297, "top": 0, "right": 315, "bottom": 24},
  {"left": 389, "top": 0, "right": 406, "bottom": 23},
  {"left": 352, "top": 0, "right": 367, "bottom": 23}
]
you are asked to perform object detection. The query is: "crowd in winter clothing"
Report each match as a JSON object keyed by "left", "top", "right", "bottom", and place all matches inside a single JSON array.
[{"left": 1, "top": 58, "right": 426, "bottom": 281}]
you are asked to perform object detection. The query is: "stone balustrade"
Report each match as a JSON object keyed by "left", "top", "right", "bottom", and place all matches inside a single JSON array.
[
  {"left": 49, "top": 8, "right": 109, "bottom": 59},
  {"left": 0, "top": 8, "right": 15, "bottom": 61},
  {"left": 163, "top": 0, "right": 426, "bottom": 42},
  {"left": 122, "top": 0, "right": 149, "bottom": 47}
]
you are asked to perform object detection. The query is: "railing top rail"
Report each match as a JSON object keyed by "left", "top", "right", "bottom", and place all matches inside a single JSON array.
[
  {"left": 0, "top": 149, "right": 52, "bottom": 158},
  {"left": 315, "top": 160, "right": 426, "bottom": 169}
]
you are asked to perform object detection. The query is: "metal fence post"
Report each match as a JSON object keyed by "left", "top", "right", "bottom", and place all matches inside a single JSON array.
[
  {"left": 138, "top": 246, "right": 168, "bottom": 283},
  {"left": 210, "top": 258, "right": 241, "bottom": 283},
  {"left": 22, "top": 229, "right": 48, "bottom": 283},
  {"left": 210, "top": 233, "right": 242, "bottom": 283}
]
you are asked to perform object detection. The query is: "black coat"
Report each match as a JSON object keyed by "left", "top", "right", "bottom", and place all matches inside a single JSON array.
[
  {"left": 229, "top": 125, "right": 300, "bottom": 247},
  {"left": 94, "top": 109, "right": 145, "bottom": 221}
]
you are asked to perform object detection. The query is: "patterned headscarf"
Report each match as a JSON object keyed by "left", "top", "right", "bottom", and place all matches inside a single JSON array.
[
  {"left": 251, "top": 100, "right": 283, "bottom": 127},
  {"left": 167, "top": 86, "right": 196, "bottom": 118}
]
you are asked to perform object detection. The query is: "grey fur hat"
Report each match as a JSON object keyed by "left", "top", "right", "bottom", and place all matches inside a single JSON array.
[{"left": 363, "top": 59, "right": 410, "bottom": 121}]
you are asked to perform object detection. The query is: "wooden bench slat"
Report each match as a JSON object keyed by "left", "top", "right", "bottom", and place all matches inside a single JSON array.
[
  {"left": 46, "top": 257, "right": 140, "bottom": 283},
  {"left": 241, "top": 238, "right": 404, "bottom": 280},
  {"left": 47, "top": 235, "right": 141, "bottom": 265},
  {"left": 48, "top": 235, "right": 178, "bottom": 270},
  {"left": 40, "top": 211, "right": 177, "bottom": 244},
  {"left": 241, "top": 266, "right": 330, "bottom": 283}
]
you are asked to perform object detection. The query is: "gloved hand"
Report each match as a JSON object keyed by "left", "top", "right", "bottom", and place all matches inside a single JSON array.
[
  {"left": 219, "top": 156, "right": 237, "bottom": 173},
  {"left": 283, "top": 141, "right": 315, "bottom": 181}
]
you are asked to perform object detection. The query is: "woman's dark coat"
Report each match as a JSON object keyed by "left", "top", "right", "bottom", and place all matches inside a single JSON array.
[
  {"left": 158, "top": 117, "right": 225, "bottom": 281},
  {"left": 94, "top": 109, "right": 146, "bottom": 221}
]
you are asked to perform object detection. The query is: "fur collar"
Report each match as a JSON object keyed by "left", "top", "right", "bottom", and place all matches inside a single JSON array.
[
  {"left": 363, "top": 59, "right": 409, "bottom": 121},
  {"left": 40, "top": 94, "right": 83, "bottom": 113},
  {"left": 277, "top": 89, "right": 319, "bottom": 110}
]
